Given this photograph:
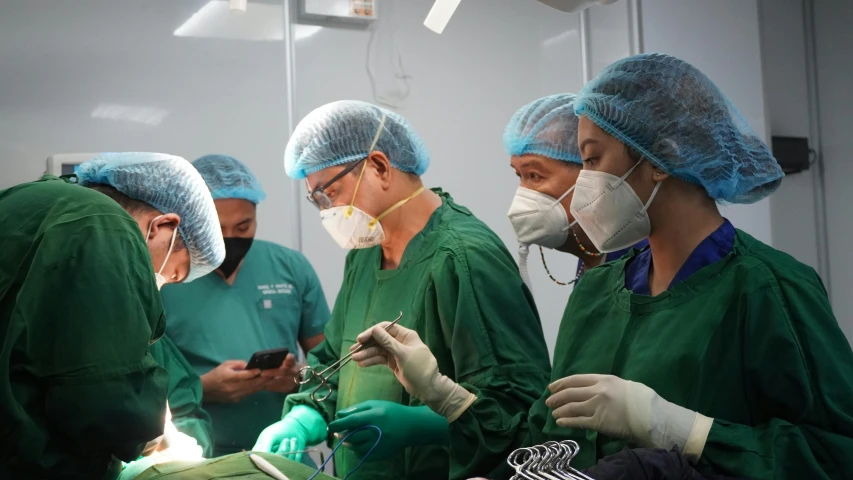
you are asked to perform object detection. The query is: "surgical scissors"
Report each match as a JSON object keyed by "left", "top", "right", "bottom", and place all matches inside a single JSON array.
[{"left": 295, "top": 312, "right": 404, "bottom": 402}]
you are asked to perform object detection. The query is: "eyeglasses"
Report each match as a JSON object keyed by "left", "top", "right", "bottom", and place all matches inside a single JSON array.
[{"left": 306, "top": 158, "right": 365, "bottom": 210}]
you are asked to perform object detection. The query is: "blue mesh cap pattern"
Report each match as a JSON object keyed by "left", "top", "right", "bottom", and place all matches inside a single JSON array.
[
  {"left": 76, "top": 152, "right": 225, "bottom": 282},
  {"left": 284, "top": 100, "right": 430, "bottom": 180},
  {"left": 574, "top": 53, "right": 783, "bottom": 204},
  {"left": 504, "top": 93, "right": 581, "bottom": 164},
  {"left": 193, "top": 154, "right": 266, "bottom": 204}
]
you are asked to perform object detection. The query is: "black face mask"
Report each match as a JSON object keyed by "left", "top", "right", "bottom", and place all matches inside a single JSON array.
[{"left": 217, "top": 237, "right": 254, "bottom": 278}]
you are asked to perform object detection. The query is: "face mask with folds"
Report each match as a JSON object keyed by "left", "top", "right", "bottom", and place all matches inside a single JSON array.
[{"left": 570, "top": 159, "right": 662, "bottom": 253}]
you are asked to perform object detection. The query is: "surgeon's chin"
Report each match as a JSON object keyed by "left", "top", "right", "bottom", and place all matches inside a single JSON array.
[{"left": 554, "top": 237, "right": 582, "bottom": 256}]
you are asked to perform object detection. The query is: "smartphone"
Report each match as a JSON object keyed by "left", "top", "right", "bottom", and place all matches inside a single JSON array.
[{"left": 246, "top": 347, "right": 290, "bottom": 370}]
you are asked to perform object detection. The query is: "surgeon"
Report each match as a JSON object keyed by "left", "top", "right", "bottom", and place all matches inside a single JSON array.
[
  {"left": 351, "top": 53, "right": 853, "bottom": 480},
  {"left": 252, "top": 100, "right": 551, "bottom": 480},
  {"left": 161, "top": 154, "right": 330, "bottom": 457},
  {"left": 0, "top": 152, "right": 224, "bottom": 479},
  {"left": 505, "top": 93, "right": 647, "bottom": 287}
]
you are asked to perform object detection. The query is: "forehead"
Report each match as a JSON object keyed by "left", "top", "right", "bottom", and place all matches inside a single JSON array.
[
  {"left": 511, "top": 154, "right": 577, "bottom": 171},
  {"left": 213, "top": 198, "right": 255, "bottom": 216}
]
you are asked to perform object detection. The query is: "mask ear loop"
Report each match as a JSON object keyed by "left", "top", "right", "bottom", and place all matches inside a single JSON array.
[
  {"left": 348, "top": 113, "right": 388, "bottom": 218},
  {"left": 612, "top": 158, "right": 645, "bottom": 189},
  {"left": 370, "top": 185, "right": 425, "bottom": 228},
  {"left": 640, "top": 180, "right": 663, "bottom": 214},
  {"left": 158, "top": 224, "right": 179, "bottom": 276}
]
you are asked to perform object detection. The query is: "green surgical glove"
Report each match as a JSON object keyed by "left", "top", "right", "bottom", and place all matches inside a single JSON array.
[
  {"left": 252, "top": 405, "right": 327, "bottom": 463},
  {"left": 327, "top": 400, "right": 450, "bottom": 460}
]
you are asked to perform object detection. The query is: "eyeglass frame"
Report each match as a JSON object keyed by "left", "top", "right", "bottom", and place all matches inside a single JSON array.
[{"left": 305, "top": 158, "right": 366, "bottom": 210}]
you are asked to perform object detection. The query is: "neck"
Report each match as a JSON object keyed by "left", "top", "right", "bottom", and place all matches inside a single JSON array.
[
  {"left": 647, "top": 205, "right": 724, "bottom": 295},
  {"left": 379, "top": 188, "right": 442, "bottom": 269},
  {"left": 214, "top": 261, "right": 244, "bottom": 286},
  {"left": 581, "top": 255, "right": 606, "bottom": 270}
]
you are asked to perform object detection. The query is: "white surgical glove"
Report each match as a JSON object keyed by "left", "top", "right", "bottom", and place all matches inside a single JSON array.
[
  {"left": 351, "top": 322, "right": 477, "bottom": 422},
  {"left": 547, "top": 374, "right": 714, "bottom": 462}
]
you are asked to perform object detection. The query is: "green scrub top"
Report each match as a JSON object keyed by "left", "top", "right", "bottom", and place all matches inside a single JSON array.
[
  {"left": 526, "top": 229, "right": 853, "bottom": 479},
  {"left": 161, "top": 240, "right": 330, "bottom": 456},
  {"left": 0, "top": 176, "right": 168, "bottom": 480},
  {"left": 149, "top": 335, "right": 214, "bottom": 457},
  {"left": 285, "top": 189, "right": 551, "bottom": 480}
]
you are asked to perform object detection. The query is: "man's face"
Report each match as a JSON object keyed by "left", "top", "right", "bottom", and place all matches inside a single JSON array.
[
  {"left": 214, "top": 198, "right": 257, "bottom": 239},
  {"left": 305, "top": 160, "right": 385, "bottom": 217},
  {"left": 510, "top": 154, "right": 600, "bottom": 253}
]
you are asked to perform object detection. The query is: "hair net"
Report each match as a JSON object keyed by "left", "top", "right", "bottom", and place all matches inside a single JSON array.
[
  {"left": 504, "top": 93, "right": 581, "bottom": 164},
  {"left": 574, "top": 53, "right": 783, "bottom": 204},
  {"left": 76, "top": 152, "right": 225, "bottom": 282},
  {"left": 192, "top": 154, "right": 266, "bottom": 204},
  {"left": 284, "top": 100, "right": 430, "bottom": 180}
]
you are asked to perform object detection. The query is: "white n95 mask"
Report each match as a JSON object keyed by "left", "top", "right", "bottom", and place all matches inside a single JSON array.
[
  {"left": 507, "top": 186, "right": 576, "bottom": 249},
  {"left": 569, "top": 160, "right": 662, "bottom": 253},
  {"left": 321, "top": 185, "right": 426, "bottom": 250},
  {"left": 321, "top": 205, "right": 386, "bottom": 250}
]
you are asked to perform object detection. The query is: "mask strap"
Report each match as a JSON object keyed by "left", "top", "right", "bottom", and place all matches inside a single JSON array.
[
  {"left": 614, "top": 158, "right": 645, "bottom": 188},
  {"left": 371, "top": 185, "right": 426, "bottom": 227},
  {"left": 348, "top": 113, "right": 388, "bottom": 218},
  {"left": 551, "top": 185, "right": 576, "bottom": 208},
  {"left": 158, "top": 225, "right": 179, "bottom": 276},
  {"left": 145, "top": 214, "right": 163, "bottom": 242},
  {"left": 640, "top": 180, "right": 663, "bottom": 214}
]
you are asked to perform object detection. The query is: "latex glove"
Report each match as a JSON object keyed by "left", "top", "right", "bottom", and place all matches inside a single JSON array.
[
  {"left": 200, "top": 360, "right": 268, "bottom": 403},
  {"left": 351, "top": 323, "right": 477, "bottom": 422},
  {"left": 252, "top": 405, "right": 327, "bottom": 462},
  {"left": 327, "top": 400, "right": 450, "bottom": 459},
  {"left": 547, "top": 374, "right": 714, "bottom": 461},
  {"left": 260, "top": 353, "right": 301, "bottom": 394}
]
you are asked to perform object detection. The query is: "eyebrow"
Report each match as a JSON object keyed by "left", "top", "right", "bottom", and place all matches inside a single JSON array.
[
  {"left": 236, "top": 217, "right": 253, "bottom": 226},
  {"left": 514, "top": 158, "right": 545, "bottom": 170},
  {"left": 579, "top": 138, "right": 600, "bottom": 153}
]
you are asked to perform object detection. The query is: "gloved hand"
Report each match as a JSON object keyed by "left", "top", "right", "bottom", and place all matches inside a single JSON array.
[
  {"left": 547, "top": 374, "right": 714, "bottom": 461},
  {"left": 252, "top": 405, "right": 327, "bottom": 462},
  {"left": 327, "top": 400, "right": 450, "bottom": 459},
  {"left": 351, "top": 323, "right": 477, "bottom": 422}
]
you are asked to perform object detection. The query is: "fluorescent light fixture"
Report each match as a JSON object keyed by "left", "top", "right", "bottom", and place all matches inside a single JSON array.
[
  {"left": 91, "top": 104, "right": 169, "bottom": 126},
  {"left": 174, "top": 0, "right": 321, "bottom": 42},
  {"left": 424, "top": 0, "right": 462, "bottom": 34}
]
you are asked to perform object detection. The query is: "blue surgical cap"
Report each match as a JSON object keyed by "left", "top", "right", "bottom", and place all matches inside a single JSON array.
[
  {"left": 284, "top": 100, "right": 430, "bottom": 180},
  {"left": 193, "top": 154, "right": 266, "bottom": 204},
  {"left": 574, "top": 53, "right": 783, "bottom": 204},
  {"left": 76, "top": 152, "right": 225, "bottom": 283},
  {"left": 504, "top": 93, "right": 581, "bottom": 164}
]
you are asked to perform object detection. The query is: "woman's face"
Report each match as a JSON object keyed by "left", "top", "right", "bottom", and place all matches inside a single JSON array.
[{"left": 576, "top": 116, "right": 660, "bottom": 205}]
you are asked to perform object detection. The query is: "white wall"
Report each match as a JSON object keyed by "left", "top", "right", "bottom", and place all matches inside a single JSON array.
[
  {"left": 815, "top": 0, "right": 853, "bottom": 340},
  {"left": 0, "top": 0, "right": 294, "bottom": 249},
  {"left": 759, "top": 0, "right": 820, "bottom": 271}
]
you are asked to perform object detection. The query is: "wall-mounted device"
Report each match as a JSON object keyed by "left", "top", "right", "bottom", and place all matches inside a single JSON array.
[
  {"left": 297, "top": 0, "right": 376, "bottom": 28},
  {"left": 45, "top": 153, "right": 99, "bottom": 177},
  {"left": 771, "top": 136, "right": 811, "bottom": 174}
]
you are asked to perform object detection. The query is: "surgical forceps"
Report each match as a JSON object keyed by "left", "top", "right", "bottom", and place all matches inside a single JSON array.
[{"left": 295, "top": 312, "right": 403, "bottom": 402}]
